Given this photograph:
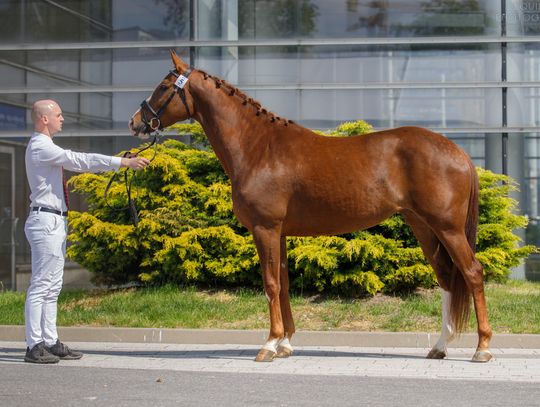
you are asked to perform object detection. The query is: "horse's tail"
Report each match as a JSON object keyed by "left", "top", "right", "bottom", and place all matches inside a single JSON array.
[{"left": 448, "top": 160, "right": 478, "bottom": 334}]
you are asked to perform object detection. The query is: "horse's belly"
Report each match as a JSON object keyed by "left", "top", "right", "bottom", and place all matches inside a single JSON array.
[{"left": 282, "top": 199, "right": 396, "bottom": 236}]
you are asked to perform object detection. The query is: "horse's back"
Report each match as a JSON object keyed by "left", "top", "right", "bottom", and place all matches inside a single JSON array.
[
  {"left": 285, "top": 125, "right": 472, "bottom": 184},
  {"left": 275, "top": 125, "right": 474, "bottom": 235}
]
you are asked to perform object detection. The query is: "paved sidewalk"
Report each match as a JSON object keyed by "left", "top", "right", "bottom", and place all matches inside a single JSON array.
[
  {"left": 1, "top": 341, "right": 540, "bottom": 382},
  {"left": 0, "top": 326, "right": 540, "bottom": 382}
]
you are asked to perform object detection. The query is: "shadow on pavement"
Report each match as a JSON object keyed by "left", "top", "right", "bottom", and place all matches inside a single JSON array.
[{"left": 2, "top": 346, "right": 432, "bottom": 361}]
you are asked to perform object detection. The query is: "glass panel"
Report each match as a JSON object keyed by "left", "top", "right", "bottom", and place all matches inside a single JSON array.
[
  {"left": 250, "top": 88, "right": 500, "bottom": 130},
  {"left": 508, "top": 43, "right": 540, "bottom": 82},
  {"left": 113, "top": 91, "right": 153, "bottom": 131},
  {"left": 239, "top": 0, "right": 500, "bottom": 39},
  {"left": 0, "top": 0, "right": 191, "bottom": 44},
  {"left": 234, "top": 44, "right": 501, "bottom": 85},
  {"left": 113, "top": 0, "right": 190, "bottom": 41},
  {"left": 0, "top": 49, "right": 114, "bottom": 96},
  {"left": 446, "top": 134, "right": 486, "bottom": 167},
  {"left": 112, "top": 48, "right": 191, "bottom": 87},
  {"left": 0, "top": 102, "right": 26, "bottom": 131},
  {"left": 0, "top": 149, "right": 13, "bottom": 290},
  {"left": 24, "top": 0, "right": 112, "bottom": 43},
  {"left": 507, "top": 0, "right": 540, "bottom": 36},
  {"left": 0, "top": 0, "right": 23, "bottom": 43},
  {"left": 0, "top": 50, "right": 26, "bottom": 109},
  {"left": 525, "top": 133, "right": 540, "bottom": 245},
  {"left": 507, "top": 43, "right": 540, "bottom": 127}
]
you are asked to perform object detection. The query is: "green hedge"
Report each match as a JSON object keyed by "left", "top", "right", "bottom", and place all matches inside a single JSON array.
[{"left": 67, "top": 121, "right": 536, "bottom": 296}]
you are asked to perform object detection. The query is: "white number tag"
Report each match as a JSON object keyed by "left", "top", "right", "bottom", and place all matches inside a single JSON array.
[{"left": 174, "top": 75, "right": 189, "bottom": 89}]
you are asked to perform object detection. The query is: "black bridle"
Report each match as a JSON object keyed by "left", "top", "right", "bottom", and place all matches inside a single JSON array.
[
  {"left": 139, "top": 68, "right": 192, "bottom": 132},
  {"left": 104, "top": 67, "right": 193, "bottom": 226}
]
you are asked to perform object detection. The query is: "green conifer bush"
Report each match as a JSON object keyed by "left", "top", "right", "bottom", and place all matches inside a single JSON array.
[{"left": 67, "top": 121, "right": 536, "bottom": 295}]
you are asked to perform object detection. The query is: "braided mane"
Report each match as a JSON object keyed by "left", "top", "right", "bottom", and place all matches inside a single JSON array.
[{"left": 198, "top": 70, "right": 294, "bottom": 126}]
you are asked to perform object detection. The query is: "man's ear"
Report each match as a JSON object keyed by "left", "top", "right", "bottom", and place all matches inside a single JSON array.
[{"left": 170, "top": 49, "right": 189, "bottom": 72}]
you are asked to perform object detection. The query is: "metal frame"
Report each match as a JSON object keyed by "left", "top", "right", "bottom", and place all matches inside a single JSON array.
[
  {"left": 1, "top": 36, "right": 540, "bottom": 51},
  {"left": 0, "top": 145, "right": 17, "bottom": 290},
  {"left": 1, "top": 81, "right": 540, "bottom": 94},
  {"left": 501, "top": 0, "right": 509, "bottom": 174}
]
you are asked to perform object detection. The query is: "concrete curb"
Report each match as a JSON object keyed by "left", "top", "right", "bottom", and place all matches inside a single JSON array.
[{"left": 2, "top": 325, "right": 540, "bottom": 348}]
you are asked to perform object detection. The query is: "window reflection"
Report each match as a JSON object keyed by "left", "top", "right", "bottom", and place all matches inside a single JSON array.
[
  {"left": 113, "top": 0, "right": 189, "bottom": 41},
  {"left": 237, "top": 0, "right": 499, "bottom": 39}
]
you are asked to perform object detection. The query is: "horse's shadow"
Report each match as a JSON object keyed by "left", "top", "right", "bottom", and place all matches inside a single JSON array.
[{"left": 0, "top": 346, "right": 441, "bottom": 362}]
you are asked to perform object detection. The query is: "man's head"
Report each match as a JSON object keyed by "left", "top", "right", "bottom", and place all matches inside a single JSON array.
[{"left": 32, "top": 99, "right": 64, "bottom": 137}]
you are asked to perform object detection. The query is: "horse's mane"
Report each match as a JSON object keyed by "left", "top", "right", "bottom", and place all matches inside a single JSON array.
[{"left": 198, "top": 70, "right": 294, "bottom": 127}]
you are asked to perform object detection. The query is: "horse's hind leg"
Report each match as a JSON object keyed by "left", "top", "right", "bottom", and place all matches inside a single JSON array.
[
  {"left": 436, "top": 230, "right": 493, "bottom": 362},
  {"left": 403, "top": 212, "right": 456, "bottom": 359},
  {"left": 276, "top": 237, "right": 295, "bottom": 358}
]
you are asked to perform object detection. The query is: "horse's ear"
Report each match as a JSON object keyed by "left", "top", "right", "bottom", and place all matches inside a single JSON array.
[{"left": 170, "top": 49, "right": 189, "bottom": 72}]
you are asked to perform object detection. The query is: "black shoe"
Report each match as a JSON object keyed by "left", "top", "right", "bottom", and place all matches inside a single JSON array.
[
  {"left": 47, "top": 339, "right": 83, "bottom": 360},
  {"left": 24, "top": 342, "right": 60, "bottom": 364}
]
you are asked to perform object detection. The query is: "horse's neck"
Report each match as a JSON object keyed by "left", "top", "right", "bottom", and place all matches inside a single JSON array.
[{"left": 191, "top": 78, "right": 267, "bottom": 180}]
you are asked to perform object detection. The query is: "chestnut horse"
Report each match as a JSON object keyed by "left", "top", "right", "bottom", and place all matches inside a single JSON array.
[{"left": 129, "top": 50, "right": 492, "bottom": 363}]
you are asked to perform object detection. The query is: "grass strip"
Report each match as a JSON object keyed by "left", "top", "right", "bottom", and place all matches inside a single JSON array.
[{"left": 1, "top": 281, "right": 539, "bottom": 333}]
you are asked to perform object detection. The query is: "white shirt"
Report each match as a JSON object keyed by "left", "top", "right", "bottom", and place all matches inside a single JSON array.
[{"left": 25, "top": 132, "right": 122, "bottom": 212}]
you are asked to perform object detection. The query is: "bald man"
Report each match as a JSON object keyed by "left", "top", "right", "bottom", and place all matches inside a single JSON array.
[{"left": 24, "top": 100, "right": 150, "bottom": 364}]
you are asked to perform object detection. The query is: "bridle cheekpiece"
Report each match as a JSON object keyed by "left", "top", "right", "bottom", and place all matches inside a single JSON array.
[{"left": 139, "top": 68, "right": 192, "bottom": 133}]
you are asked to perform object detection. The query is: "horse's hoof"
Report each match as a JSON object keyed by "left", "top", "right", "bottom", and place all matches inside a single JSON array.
[
  {"left": 276, "top": 345, "right": 293, "bottom": 358},
  {"left": 472, "top": 349, "right": 493, "bottom": 363},
  {"left": 426, "top": 348, "right": 447, "bottom": 359},
  {"left": 255, "top": 349, "right": 276, "bottom": 362}
]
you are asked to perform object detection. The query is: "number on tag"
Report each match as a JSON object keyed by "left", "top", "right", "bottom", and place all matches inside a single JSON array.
[{"left": 175, "top": 75, "right": 188, "bottom": 89}]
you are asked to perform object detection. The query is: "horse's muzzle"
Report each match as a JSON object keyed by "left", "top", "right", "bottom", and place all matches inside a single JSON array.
[{"left": 129, "top": 115, "right": 150, "bottom": 139}]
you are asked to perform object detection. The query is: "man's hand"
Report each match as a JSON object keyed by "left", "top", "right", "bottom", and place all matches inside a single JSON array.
[{"left": 121, "top": 156, "right": 151, "bottom": 170}]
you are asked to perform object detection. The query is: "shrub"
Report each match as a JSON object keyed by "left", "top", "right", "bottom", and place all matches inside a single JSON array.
[{"left": 67, "top": 121, "right": 536, "bottom": 295}]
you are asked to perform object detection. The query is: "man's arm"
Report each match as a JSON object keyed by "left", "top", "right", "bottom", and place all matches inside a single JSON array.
[{"left": 37, "top": 141, "right": 149, "bottom": 172}]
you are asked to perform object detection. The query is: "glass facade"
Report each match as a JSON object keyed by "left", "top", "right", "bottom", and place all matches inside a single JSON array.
[{"left": 1, "top": 0, "right": 540, "bottom": 287}]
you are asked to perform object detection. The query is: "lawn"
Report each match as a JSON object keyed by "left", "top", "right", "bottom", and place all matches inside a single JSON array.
[{"left": 1, "top": 280, "right": 539, "bottom": 333}]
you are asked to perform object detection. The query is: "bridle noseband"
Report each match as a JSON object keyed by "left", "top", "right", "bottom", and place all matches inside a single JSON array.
[{"left": 139, "top": 68, "right": 192, "bottom": 132}]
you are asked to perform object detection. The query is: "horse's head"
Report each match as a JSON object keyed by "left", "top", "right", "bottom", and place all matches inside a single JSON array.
[{"left": 129, "top": 50, "right": 194, "bottom": 139}]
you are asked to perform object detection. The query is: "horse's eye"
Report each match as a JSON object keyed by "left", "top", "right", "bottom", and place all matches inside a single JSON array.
[{"left": 159, "top": 84, "right": 169, "bottom": 92}]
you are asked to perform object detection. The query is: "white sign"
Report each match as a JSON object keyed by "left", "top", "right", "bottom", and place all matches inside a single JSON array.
[{"left": 174, "top": 75, "right": 189, "bottom": 89}]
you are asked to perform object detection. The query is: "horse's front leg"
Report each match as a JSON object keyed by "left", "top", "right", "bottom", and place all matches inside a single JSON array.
[
  {"left": 253, "top": 225, "right": 284, "bottom": 362},
  {"left": 276, "top": 236, "right": 295, "bottom": 358}
]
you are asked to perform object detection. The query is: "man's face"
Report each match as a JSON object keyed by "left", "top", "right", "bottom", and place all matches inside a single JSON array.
[{"left": 45, "top": 103, "right": 64, "bottom": 135}]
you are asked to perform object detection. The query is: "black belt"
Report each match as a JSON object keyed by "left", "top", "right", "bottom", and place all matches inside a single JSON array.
[{"left": 31, "top": 207, "right": 68, "bottom": 217}]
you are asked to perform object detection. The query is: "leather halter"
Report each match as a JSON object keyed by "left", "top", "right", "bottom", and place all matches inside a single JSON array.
[{"left": 139, "top": 68, "right": 192, "bottom": 132}]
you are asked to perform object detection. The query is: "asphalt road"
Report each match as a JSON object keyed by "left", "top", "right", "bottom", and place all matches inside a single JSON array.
[
  {"left": 2, "top": 364, "right": 540, "bottom": 407},
  {"left": 1, "top": 341, "right": 540, "bottom": 406}
]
